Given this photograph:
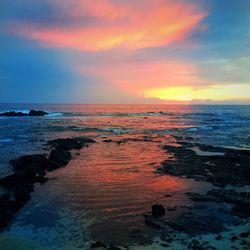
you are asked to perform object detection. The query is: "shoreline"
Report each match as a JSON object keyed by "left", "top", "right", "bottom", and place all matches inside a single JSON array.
[{"left": 0, "top": 133, "right": 249, "bottom": 249}]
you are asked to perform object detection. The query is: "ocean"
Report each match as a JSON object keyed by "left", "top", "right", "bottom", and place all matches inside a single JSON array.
[{"left": 0, "top": 104, "right": 249, "bottom": 249}]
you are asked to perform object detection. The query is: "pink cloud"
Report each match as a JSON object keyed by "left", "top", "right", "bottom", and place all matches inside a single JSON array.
[
  {"left": 12, "top": 0, "right": 207, "bottom": 51},
  {"left": 75, "top": 58, "right": 204, "bottom": 96}
]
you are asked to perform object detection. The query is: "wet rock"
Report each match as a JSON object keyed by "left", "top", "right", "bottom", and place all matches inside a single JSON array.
[
  {"left": 164, "top": 192, "right": 173, "bottom": 197},
  {"left": 9, "top": 154, "right": 48, "bottom": 181},
  {"left": 47, "top": 137, "right": 95, "bottom": 151},
  {"left": 240, "top": 240, "right": 248, "bottom": 245},
  {"left": 90, "top": 241, "right": 106, "bottom": 248},
  {"left": 159, "top": 141, "right": 250, "bottom": 186},
  {"left": 13, "top": 186, "right": 31, "bottom": 202},
  {"left": 0, "top": 111, "right": 26, "bottom": 117},
  {"left": 215, "top": 235, "right": 223, "bottom": 240},
  {"left": 0, "top": 207, "right": 14, "bottom": 230},
  {"left": 231, "top": 236, "right": 239, "bottom": 242},
  {"left": 167, "top": 206, "right": 176, "bottom": 211},
  {"left": 187, "top": 239, "right": 204, "bottom": 250},
  {"left": 215, "top": 235, "right": 222, "bottom": 240},
  {"left": 102, "top": 139, "right": 113, "bottom": 143},
  {"left": 28, "top": 110, "right": 48, "bottom": 116},
  {"left": 231, "top": 203, "right": 250, "bottom": 218},
  {"left": 152, "top": 204, "right": 166, "bottom": 216},
  {"left": 144, "top": 214, "right": 164, "bottom": 229},
  {"left": 239, "top": 231, "right": 250, "bottom": 238},
  {"left": 166, "top": 213, "right": 225, "bottom": 235},
  {"left": 10, "top": 154, "right": 48, "bottom": 169},
  {"left": 48, "top": 149, "right": 72, "bottom": 169},
  {"left": 0, "top": 174, "right": 28, "bottom": 188},
  {"left": 160, "top": 243, "right": 169, "bottom": 247},
  {"left": 0, "top": 110, "right": 48, "bottom": 117},
  {"left": 186, "top": 192, "right": 219, "bottom": 202},
  {"left": 107, "top": 245, "right": 122, "bottom": 250}
]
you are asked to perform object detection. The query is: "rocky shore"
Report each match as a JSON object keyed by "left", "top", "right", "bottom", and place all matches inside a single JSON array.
[
  {"left": 139, "top": 137, "right": 250, "bottom": 249},
  {"left": 0, "top": 134, "right": 249, "bottom": 249},
  {"left": 157, "top": 139, "right": 250, "bottom": 187},
  {"left": 0, "top": 137, "right": 95, "bottom": 232}
]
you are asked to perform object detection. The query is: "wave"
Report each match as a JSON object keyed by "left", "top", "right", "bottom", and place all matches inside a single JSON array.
[
  {"left": 0, "top": 139, "right": 13, "bottom": 142},
  {"left": 45, "top": 111, "right": 175, "bottom": 118},
  {"left": 46, "top": 125, "right": 134, "bottom": 134},
  {"left": 0, "top": 109, "right": 30, "bottom": 114}
]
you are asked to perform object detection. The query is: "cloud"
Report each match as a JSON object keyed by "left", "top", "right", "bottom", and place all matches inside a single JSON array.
[
  {"left": 74, "top": 55, "right": 204, "bottom": 96},
  {"left": 199, "top": 57, "right": 250, "bottom": 84},
  {"left": 10, "top": 0, "right": 207, "bottom": 51}
]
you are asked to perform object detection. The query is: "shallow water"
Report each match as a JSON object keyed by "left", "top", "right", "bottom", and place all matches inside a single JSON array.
[{"left": 0, "top": 104, "right": 249, "bottom": 248}]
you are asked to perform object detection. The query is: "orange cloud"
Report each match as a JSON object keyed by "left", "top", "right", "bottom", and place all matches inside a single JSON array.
[{"left": 13, "top": 0, "right": 207, "bottom": 51}]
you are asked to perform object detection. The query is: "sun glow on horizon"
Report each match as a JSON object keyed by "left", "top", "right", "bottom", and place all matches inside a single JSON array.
[{"left": 144, "top": 84, "right": 250, "bottom": 102}]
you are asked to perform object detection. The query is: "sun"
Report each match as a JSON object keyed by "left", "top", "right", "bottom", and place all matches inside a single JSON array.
[{"left": 144, "top": 87, "right": 194, "bottom": 101}]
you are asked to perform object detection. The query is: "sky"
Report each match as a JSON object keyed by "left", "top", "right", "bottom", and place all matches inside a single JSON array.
[{"left": 0, "top": 0, "right": 250, "bottom": 104}]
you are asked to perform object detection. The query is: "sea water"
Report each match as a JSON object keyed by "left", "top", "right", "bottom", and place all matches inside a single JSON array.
[{"left": 0, "top": 104, "right": 249, "bottom": 249}]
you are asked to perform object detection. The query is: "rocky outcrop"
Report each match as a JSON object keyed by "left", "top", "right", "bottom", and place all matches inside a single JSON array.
[
  {"left": 157, "top": 141, "right": 250, "bottom": 187},
  {"left": 0, "top": 110, "right": 48, "bottom": 117},
  {"left": 0, "top": 137, "right": 95, "bottom": 231},
  {"left": 152, "top": 204, "right": 166, "bottom": 217}
]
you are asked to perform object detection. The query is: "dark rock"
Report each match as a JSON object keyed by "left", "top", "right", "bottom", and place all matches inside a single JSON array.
[
  {"left": 29, "top": 110, "right": 48, "bottom": 116},
  {"left": 240, "top": 240, "right": 247, "bottom": 245},
  {"left": 164, "top": 193, "right": 173, "bottom": 197},
  {"left": 0, "top": 110, "right": 48, "bottom": 117},
  {"left": 102, "top": 139, "right": 113, "bottom": 143},
  {"left": 239, "top": 231, "right": 250, "bottom": 238},
  {"left": 0, "top": 111, "right": 26, "bottom": 117},
  {"left": 231, "top": 236, "right": 239, "bottom": 242},
  {"left": 90, "top": 241, "right": 106, "bottom": 248},
  {"left": 166, "top": 213, "right": 225, "bottom": 235},
  {"left": 47, "top": 137, "right": 95, "bottom": 151},
  {"left": 215, "top": 235, "right": 222, "bottom": 240},
  {"left": 160, "top": 243, "right": 169, "bottom": 247},
  {"left": 152, "top": 204, "right": 166, "bottom": 216},
  {"left": 0, "top": 174, "right": 28, "bottom": 188},
  {"left": 13, "top": 186, "right": 31, "bottom": 202},
  {"left": 167, "top": 207, "right": 176, "bottom": 211},
  {"left": 159, "top": 140, "right": 250, "bottom": 186},
  {"left": 10, "top": 154, "right": 48, "bottom": 169},
  {"left": 144, "top": 214, "right": 164, "bottom": 229},
  {"left": 0, "top": 207, "right": 13, "bottom": 230},
  {"left": 231, "top": 203, "right": 250, "bottom": 217},
  {"left": 48, "top": 149, "right": 72, "bottom": 169},
  {"left": 186, "top": 192, "right": 219, "bottom": 202},
  {"left": 107, "top": 245, "right": 122, "bottom": 250}
]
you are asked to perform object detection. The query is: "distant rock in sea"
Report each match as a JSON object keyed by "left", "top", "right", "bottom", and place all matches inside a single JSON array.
[{"left": 0, "top": 110, "right": 48, "bottom": 117}]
